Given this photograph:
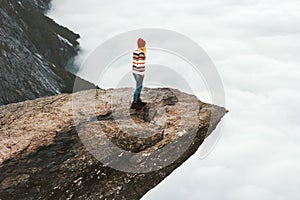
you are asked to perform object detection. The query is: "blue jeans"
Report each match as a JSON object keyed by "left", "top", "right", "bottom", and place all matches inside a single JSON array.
[{"left": 133, "top": 73, "right": 144, "bottom": 103}]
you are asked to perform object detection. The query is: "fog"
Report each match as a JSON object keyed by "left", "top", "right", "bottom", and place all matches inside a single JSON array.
[{"left": 48, "top": 0, "right": 300, "bottom": 199}]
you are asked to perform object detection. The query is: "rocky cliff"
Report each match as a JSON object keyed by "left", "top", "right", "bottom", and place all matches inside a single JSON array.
[
  {"left": 0, "top": 0, "right": 95, "bottom": 106},
  {"left": 0, "top": 87, "right": 227, "bottom": 199}
]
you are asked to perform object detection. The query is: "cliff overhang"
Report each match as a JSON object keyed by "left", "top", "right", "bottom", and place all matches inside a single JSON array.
[{"left": 0, "top": 87, "right": 227, "bottom": 199}]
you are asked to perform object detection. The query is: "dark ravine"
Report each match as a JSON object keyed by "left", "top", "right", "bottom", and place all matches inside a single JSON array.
[
  {"left": 0, "top": 0, "right": 96, "bottom": 106},
  {"left": 0, "top": 87, "right": 227, "bottom": 199}
]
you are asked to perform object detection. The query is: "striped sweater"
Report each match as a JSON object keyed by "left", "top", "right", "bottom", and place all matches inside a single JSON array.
[{"left": 132, "top": 47, "right": 146, "bottom": 75}]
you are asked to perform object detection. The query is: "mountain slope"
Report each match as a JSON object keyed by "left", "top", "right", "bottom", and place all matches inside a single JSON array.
[{"left": 0, "top": 0, "right": 95, "bottom": 105}]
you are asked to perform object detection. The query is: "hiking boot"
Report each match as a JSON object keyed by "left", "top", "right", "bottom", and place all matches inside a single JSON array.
[
  {"left": 137, "top": 99, "right": 147, "bottom": 106},
  {"left": 130, "top": 102, "right": 143, "bottom": 110}
]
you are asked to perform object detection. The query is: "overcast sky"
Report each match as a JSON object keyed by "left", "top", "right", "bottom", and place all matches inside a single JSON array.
[{"left": 48, "top": 0, "right": 300, "bottom": 199}]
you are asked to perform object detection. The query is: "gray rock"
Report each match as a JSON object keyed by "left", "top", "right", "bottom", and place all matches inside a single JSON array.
[
  {"left": 0, "top": 88, "right": 227, "bottom": 199},
  {"left": 0, "top": 0, "right": 96, "bottom": 106}
]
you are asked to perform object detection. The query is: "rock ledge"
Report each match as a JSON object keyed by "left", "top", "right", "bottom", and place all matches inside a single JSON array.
[{"left": 0, "top": 88, "right": 227, "bottom": 200}]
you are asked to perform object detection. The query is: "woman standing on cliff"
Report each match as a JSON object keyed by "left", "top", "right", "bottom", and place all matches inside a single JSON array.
[{"left": 131, "top": 38, "right": 147, "bottom": 109}]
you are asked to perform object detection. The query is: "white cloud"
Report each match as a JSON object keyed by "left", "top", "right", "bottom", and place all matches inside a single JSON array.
[{"left": 48, "top": 0, "right": 300, "bottom": 199}]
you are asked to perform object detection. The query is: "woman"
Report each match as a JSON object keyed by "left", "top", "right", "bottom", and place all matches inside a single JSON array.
[{"left": 131, "top": 38, "right": 147, "bottom": 109}]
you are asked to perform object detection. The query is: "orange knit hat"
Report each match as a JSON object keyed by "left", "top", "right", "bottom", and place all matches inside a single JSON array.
[{"left": 137, "top": 38, "right": 146, "bottom": 48}]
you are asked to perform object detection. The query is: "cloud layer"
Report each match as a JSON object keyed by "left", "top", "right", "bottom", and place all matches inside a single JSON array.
[{"left": 48, "top": 0, "right": 300, "bottom": 199}]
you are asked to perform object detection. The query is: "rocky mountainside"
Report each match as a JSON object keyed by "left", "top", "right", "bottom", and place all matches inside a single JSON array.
[
  {"left": 0, "top": 87, "right": 227, "bottom": 199},
  {"left": 0, "top": 0, "right": 95, "bottom": 106}
]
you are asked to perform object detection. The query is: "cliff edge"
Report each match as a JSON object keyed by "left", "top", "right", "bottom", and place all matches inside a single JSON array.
[{"left": 0, "top": 87, "right": 227, "bottom": 199}]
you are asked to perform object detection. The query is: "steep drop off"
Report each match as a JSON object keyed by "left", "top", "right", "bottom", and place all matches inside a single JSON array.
[
  {"left": 0, "top": 87, "right": 227, "bottom": 199},
  {"left": 0, "top": 0, "right": 95, "bottom": 106}
]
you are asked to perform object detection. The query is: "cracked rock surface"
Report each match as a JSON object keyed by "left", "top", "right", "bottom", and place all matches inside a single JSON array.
[{"left": 0, "top": 88, "right": 227, "bottom": 199}]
